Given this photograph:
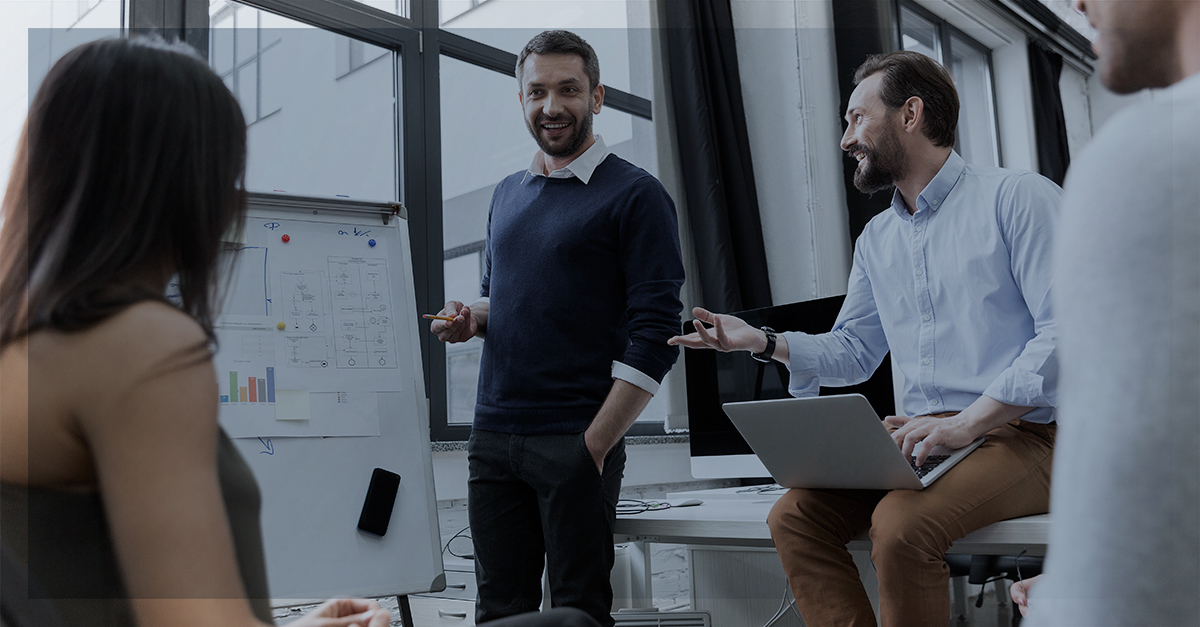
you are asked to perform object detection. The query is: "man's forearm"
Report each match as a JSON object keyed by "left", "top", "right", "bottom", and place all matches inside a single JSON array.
[
  {"left": 961, "top": 394, "right": 1034, "bottom": 438},
  {"left": 584, "top": 379, "right": 653, "bottom": 461}
]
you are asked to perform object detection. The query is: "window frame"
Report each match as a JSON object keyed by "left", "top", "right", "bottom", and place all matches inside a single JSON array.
[
  {"left": 129, "top": 0, "right": 667, "bottom": 442},
  {"left": 209, "top": 4, "right": 284, "bottom": 125},
  {"left": 899, "top": 0, "right": 1004, "bottom": 168},
  {"left": 432, "top": 27, "right": 660, "bottom": 442}
]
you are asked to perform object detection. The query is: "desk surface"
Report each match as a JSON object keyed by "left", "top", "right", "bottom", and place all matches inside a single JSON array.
[{"left": 613, "top": 491, "right": 1049, "bottom": 556}]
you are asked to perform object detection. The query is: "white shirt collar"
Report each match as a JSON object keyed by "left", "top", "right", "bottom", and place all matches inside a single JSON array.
[{"left": 522, "top": 135, "right": 609, "bottom": 185}]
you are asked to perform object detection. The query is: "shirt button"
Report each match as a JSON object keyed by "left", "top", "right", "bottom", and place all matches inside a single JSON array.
[
  {"left": 916, "top": 269, "right": 924, "bottom": 276},
  {"left": 932, "top": 199, "right": 939, "bottom": 206},
  {"left": 915, "top": 226, "right": 924, "bottom": 233},
  {"left": 931, "top": 399, "right": 940, "bottom": 405},
  {"left": 923, "top": 315, "right": 931, "bottom": 321},
  {"left": 922, "top": 359, "right": 930, "bottom": 365}
]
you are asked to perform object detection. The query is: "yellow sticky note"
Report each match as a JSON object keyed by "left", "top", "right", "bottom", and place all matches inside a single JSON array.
[{"left": 275, "top": 390, "right": 311, "bottom": 421}]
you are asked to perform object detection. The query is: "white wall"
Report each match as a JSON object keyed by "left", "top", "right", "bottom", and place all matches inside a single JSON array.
[{"left": 730, "top": 0, "right": 852, "bottom": 305}]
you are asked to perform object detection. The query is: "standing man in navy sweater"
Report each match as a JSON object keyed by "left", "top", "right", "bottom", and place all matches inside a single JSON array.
[{"left": 429, "top": 30, "right": 685, "bottom": 626}]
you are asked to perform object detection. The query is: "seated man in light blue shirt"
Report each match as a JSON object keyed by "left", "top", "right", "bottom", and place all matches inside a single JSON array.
[{"left": 670, "top": 51, "right": 1060, "bottom": 626}]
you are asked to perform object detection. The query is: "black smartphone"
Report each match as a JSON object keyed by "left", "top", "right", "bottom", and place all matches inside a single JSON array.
[{"left": 357, "top": 468, "right": 401, "bottom": 536}]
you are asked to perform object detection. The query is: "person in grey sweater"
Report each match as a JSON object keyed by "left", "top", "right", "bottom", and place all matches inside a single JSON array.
[{"left": 1012, "top": 1, "right": 1200, "bottom": 623}]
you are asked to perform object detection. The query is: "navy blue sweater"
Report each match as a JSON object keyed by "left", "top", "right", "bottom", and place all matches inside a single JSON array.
[{"left": 473, "top": 154, "right": 685, "bottom": 434}]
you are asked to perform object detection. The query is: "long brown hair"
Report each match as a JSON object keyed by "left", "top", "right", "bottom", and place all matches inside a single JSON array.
[{"left": 0, "top": 37, "right": 247, "bottom": 349}]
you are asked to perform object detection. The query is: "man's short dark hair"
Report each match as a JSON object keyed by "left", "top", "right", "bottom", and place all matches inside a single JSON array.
[
  {"left": 516, "top": 30, "right": 601, "bottom": 92},
  {"left": 853, "top": 51, "right": 959, "bottom": 147}
]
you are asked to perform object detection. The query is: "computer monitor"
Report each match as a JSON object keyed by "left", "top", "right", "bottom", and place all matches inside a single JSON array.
[{"left": 686, "top": 295, "right": 896, "bottom": 479}]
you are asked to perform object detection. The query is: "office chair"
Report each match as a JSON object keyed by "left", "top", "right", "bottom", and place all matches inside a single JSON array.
[{"left": 945, "top": 552, "right": 1042, "bottom": 627}]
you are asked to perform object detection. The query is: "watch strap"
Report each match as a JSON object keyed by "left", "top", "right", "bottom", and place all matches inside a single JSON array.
[{"left": 751, "top": 327, "right": 777, "bottom": 363}]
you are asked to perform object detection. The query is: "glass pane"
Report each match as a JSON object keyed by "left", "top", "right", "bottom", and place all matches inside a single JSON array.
[
  {"left": 948, "top": 33, "right": 999, "bottom": 167},
  {"left": 236, "top": 11, "right": 258, "bottom": 64},
  {"left": 440, "top": 0, "right": 654, "bottom": 98},
  {"left": 209, "top": 1, "right": 399, "bottom": 202},
  {"left": 438, "top": 54, "right": 660, "bottom": 425},
  {"left": 900, "top": 6, "right": 939, "bottom": 60},
  {"left": 236, "top": 61, "right": 258, "bottom": 122},
  {"left": 2, "top": 0, "right": 122, "bottom": 205},
  {"left": 352, "top": 0, "right": 409, "bottom": 20},
  {"left": 212, "top": 13, "right": 235, "bottom": 74}
]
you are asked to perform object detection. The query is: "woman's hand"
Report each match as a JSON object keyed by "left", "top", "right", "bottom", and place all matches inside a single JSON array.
[
  {"left": 291, "top": 598, "right": 390, "bottom": 627},
  {"left": 1009, "top": 574, "right": 1041, "bottom": 617}
]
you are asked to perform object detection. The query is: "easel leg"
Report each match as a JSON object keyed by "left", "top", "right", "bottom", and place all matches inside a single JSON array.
[{"left": 397, "top": 595, "right": 414, "bottom": 626}]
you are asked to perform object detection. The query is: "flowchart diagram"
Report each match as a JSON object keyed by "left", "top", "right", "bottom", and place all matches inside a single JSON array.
[
  {"left": 281, "top": 270, "right": 327, "bottom": 333},
  {"left": 329, "top": 256, "right": 396, "bottom": 370}
]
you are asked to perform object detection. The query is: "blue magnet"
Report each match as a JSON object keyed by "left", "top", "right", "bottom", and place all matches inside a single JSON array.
[{"left": 368, "top": 239, "right": 377, "bottom": 247}]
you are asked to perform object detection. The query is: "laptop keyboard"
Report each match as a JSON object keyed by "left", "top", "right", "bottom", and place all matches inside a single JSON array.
[{"left": 910, "top": 455, "right": 951, "bottom": 479}]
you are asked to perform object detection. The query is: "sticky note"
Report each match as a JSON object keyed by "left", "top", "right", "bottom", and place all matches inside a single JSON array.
[{"left": 275, "top": 390, "right": 311, "bottom": 421}]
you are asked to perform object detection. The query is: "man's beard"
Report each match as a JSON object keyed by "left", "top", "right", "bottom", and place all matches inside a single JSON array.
[
  {"left": 527, "top": 109, "right": 593, "bottom": 159},
  {"left": 852, "top": 124, "right": 907, "bottom": 194}
]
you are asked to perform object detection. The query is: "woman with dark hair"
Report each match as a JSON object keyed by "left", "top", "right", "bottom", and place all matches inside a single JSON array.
[{"left": 0, "top": 37, "right": 388, "bottom": 627}]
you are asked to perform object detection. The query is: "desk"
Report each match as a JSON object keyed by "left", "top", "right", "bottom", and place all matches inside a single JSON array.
[
  {"left": 614, "top": 497, "right": 1050, "bottom": 555},
  {"left": 612, "top": 490, "right": 1049, "bottom": 625}
]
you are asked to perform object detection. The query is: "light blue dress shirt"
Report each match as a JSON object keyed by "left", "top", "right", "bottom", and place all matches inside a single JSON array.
[{"left": 782, "top": 152, "right": 1061, "bottom": 423}]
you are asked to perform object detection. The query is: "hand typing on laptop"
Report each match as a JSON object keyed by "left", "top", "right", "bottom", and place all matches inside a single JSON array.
[{"left": 884, "top": 395, "right": 1034, "bottom": 465}]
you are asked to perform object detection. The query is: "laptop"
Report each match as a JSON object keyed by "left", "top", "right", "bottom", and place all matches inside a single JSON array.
[{"left": 722, "top": 394, "right": 984, "bottom": 490}]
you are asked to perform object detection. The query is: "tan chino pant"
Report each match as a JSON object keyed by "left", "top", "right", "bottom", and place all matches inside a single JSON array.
[{"left": 765, "top": 418, "right": 1055, "bottom": 627}]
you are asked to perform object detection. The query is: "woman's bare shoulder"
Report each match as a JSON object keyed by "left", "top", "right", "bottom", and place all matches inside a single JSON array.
[{"left": 33, "top": 301, "right": 211, "bottom": 393}]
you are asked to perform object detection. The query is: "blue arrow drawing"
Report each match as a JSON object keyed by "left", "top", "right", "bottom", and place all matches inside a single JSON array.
[{"left": 258, "top": 438, "right": 274, "bottom": 455}]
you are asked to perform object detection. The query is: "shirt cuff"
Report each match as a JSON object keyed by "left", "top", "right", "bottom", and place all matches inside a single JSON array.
[
  {"left": 611, "top": 361, "right": 660, "bottom": 395},
  {"left": 781, "top": 331, "right": 820, "bottom": 398},
  {"left": 474, "top": 296, "right": 489, "bottom": 305}
]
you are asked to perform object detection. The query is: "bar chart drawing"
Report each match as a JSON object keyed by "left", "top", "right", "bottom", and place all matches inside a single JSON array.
[{"left": 221, "top": 367, "right": 276, "bottom": 404}]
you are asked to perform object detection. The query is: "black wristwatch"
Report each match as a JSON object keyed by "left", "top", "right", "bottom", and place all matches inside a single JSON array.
[{"left": 751, "top": 327, "right": 777, "bottom": 363}]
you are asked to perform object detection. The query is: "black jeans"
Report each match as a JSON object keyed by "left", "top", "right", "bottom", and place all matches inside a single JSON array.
[{"left": 467, "top": 429, "right": 626, "bottom": 627}]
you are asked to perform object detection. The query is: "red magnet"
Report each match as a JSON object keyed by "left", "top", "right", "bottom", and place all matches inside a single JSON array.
[{"left": 282, "top": 234, "right": 291, "bottom": 243}]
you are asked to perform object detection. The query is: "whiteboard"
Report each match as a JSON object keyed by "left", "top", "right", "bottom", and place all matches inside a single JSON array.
[{"left": 212, "top": 195, "right": 444, "bottom": 602}]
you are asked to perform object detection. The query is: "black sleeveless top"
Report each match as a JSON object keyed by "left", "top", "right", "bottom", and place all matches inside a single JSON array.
[{"left": 0, "top": 429, "right": 271, "bottom": 626}]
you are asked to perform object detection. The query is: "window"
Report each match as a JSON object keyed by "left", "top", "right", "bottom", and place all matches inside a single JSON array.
[
  {"left": 210, "top": 2, "right": 283, "bottom": 125},
  {"left": 1, "top": 0, "right": 123, "bottom": 205},
  {"left": 209, "top": 1, "right": 399, "bottom": 202},
  {"left": 432, "top": 3, "right": 664, "bottom": 438},
  {"left": 900, "top": 3, "right": 1002, "bottom": 167},
  {"left": 73, "top": 0, "right": 107, "bottom": 26},
  {"left": 439, "top": 0, "right": 655, "bottom": 98},
  {"left": 76, "top": 0, "right": 668, "bottom": 441},
  {"left": 336, "top": 35, "right": 389, "bottom": 78},
  {"left": 353, "top": 0, "right": 408, "bottom": 20}
]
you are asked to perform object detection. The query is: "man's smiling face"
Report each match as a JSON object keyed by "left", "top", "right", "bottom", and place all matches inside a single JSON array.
[
  {"left": 519, "top": 52, "right": 601, "bottom": 160},
  {"left": 841, "top": 72, "right": 909, "bottom": 194}
]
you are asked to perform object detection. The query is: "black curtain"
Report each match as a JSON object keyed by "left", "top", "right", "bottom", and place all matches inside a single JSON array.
[
  {"left": 831, "top": 0, "right": 900, "bottom": 243},
  {"left": 1028, "top": 41, "right": 1071, "bottom": 186},
  {"left": 662, "top": 0, "right": 772, "bottom": 314}
]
